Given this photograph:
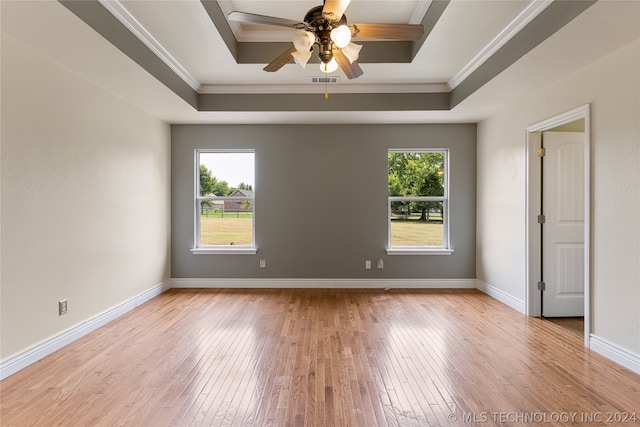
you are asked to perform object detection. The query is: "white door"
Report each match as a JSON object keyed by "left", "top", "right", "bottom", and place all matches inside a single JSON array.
[{"left": 542, "top": 131, "right": 585, "bottom": 317}]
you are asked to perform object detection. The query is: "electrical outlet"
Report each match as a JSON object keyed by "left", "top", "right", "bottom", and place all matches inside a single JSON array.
[
  {"left": 376, "top": 259, "right": 384, "bottom": 269},
  {"left": 59, "top": 299, "right": 68, "bottom": 316},
  {"left": 365, "top": 260, "right": 371, "bottom": 270},
  {"left": 259, "top": 259, "right": 266, "bottom": 269}
]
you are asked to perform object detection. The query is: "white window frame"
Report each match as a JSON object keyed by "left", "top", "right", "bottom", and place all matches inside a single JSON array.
[
  {"left": 191, "top": 149, "right": 257, "bottom": 255},
  {"left": 387, "top": 149, "right": 453, "bottom": 255}
]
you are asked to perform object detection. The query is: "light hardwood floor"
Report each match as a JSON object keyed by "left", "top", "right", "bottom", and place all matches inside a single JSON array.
[
  {"left": 544, "top": 317, "right": 584, "bottom": 339},
  {"left": 1, "top": 289, "right": 638, "bottom": 426}
]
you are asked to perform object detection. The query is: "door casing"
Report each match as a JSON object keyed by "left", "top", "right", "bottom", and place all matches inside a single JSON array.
[{"left": 525, "top": 104, "right": 591, "bottom": 346}]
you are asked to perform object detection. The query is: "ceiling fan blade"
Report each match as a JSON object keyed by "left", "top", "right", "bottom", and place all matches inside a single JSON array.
[
  {"left": 263, "top": 46, "right": 297, "bottom": 72},
  {"left": 228, "top": 11, "right": 301, "bottom": 28},
  {"left": 334, "top": 49, "right": 364, "bottom": 80},
  {"left": 350, "top": 23, "right": 425, "bottom": 41},
  {"left": 322, "top": 0, "right": 351, "bottom": 21}
]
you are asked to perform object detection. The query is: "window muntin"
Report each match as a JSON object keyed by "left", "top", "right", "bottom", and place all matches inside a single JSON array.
[
  {"left": 195, "top": 150, "right": 255, "bottom": 250},
  {"left": 388, "top": 150, "right": 449, "bottom": 250}
]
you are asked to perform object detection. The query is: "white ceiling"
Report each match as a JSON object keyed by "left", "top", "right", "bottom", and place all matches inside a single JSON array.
[
  {"left": 2, "top": 1, "right": 638, "bottom": 124},
  {"left": 110, "top": 0, "right": 543, "bottom": 89}
]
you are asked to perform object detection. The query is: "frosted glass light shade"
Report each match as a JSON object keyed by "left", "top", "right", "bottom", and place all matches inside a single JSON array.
[
  {"left": 330, "top": 25, "right": 351, "bottom": 48},
  {"left": 342, "top": 42, "right": 362, "bottom": 63},
  {"left": 293, "top": 30, "right": 316, "bottom": 52},
  {"left": 320, "top": 57, "right": 339, "bottom": 73},
  {"left": 291, "top": 50, "right": 312, "bottom": 68}
]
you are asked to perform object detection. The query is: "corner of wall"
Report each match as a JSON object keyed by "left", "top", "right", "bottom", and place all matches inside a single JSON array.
[{"left": 475, "top": 280, "right": 526, "bottom": 314}]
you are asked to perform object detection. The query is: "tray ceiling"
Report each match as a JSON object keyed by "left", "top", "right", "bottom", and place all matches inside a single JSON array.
[{"left": 4, "top": 0, "right": 625, "bottom": 123}]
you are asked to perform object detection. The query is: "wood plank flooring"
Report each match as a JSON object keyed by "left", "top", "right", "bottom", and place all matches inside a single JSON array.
[
  {"left": 1, "top": 289, "right": 638, "bottom": 426},
  {"left": 544, "top": 317, "right": 584, "bottom": 339}
]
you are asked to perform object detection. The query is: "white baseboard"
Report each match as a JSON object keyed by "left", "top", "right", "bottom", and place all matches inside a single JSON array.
[
  {"left": 0, "top": 280, "right": 171, "bottom": 380},
  {"left": 170, "top": 278, "right": 477, "bottom": 289},
  {"left": 589, "top": 334, "right": 640, "bottom": 374},
  {"left": 475, "top": 281, "right": 639, "bottom": 373},
  {"left": 4, "top": 278, "right": 637, "bottom": 379},
  {"left": 475, "top": 280, "right": 526, "bottom": 314}
]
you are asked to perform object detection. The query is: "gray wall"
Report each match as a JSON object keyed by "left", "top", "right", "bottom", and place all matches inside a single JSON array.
[{"left": 172, "top": 124, "right": 476, "bottom": 279}]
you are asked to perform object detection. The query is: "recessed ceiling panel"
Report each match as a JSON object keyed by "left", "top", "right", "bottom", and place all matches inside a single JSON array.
[
  {"left": 109, "top": 0, "right": 539, "bottom": 89},
  {"left": 219, "top": 0, "right": 429, "bottom": 42}
]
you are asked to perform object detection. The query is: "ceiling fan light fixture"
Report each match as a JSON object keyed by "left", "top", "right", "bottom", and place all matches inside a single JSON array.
[
  {"left": 320, "top": 57, "right": 339, "bottom": 73},
  {"left": 229, "top": 1, "right": 428, "bottom": 80},
  {"left": 293, "top": 30, "right": 316, "bottom": 52},
  {"left": 330, "top": 24, "right": 351, "bottom": 48},
  {"left": 341, "top": 42, "right": 362, "bottom": 63},
  {"left": 291, "top": 50, "right": 312, "bottom": 68}
]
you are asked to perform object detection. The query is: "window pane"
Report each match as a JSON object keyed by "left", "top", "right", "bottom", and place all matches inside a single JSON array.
[
  {"left": 200, "top": 201, "right": 253, "bottom": 246},
  {"left": 390, "top": 202, "right": 444, "bottom": 247},
  {"left": 199, "top": 152, "right": 255, "bottom": 197},
  {"left": 197, "top": 151, "right": 255, "bottom": 247},
  {"left": 388, "top": 152, "right": 445, "bottom": 197}
]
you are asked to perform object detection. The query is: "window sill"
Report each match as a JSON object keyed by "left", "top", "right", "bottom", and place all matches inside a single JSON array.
[
  {"left": 386, "top": 248, "right": 454, "bottom": 256},
  {"left": 191, "top": 247, "right": 257, "bottom": 255}
]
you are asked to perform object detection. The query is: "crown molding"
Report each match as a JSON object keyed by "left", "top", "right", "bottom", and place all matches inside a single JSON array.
[
  {"left": 98, "top": 0, "right": 201, "bottom": 91},
  {"left": 448, "top": 0, "right": 553, "bottom": 90},
  {"left": 198, "top": 83, "right": 450, "bottom": 95}
]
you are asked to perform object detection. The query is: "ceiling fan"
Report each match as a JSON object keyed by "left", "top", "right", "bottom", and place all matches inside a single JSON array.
[{"left": 228, "top": 0, "right": 425, "bottom": 79}]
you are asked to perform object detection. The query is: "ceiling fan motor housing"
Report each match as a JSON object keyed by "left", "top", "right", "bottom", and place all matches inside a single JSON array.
[
  {"left": 304, "top": 5, "right": 348, "bottom": 63},
  {"left": 318, "top": 31, "right": 333, "bottom": 63},
  {"left": 304, "top": 5, "right": 347, "bottom": 27}
]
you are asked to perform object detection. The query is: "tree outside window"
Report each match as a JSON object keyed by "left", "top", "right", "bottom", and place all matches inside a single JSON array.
[{"left": 388, "top": 150, "right": 448, "bottom": 249}]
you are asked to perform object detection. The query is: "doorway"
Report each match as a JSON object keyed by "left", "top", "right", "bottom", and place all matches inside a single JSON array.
[{"left": 525, "top": 105, "right": 591, "bottom": 346}]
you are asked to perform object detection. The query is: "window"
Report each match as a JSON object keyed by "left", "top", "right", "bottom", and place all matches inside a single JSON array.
[
  {"left": 192, "top": 150, "right": 256, "bottom": 254},
  {"left": 387, "top": 150, "right": 452, "bottom": 255}
]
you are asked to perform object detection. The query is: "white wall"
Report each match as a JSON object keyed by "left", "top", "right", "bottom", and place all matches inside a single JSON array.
[
  {"left": 477, "top": 35, "right": 639, "bottom": 361},
  {"left": 0, "top": 34, "right": 171, "bottom": 360}
]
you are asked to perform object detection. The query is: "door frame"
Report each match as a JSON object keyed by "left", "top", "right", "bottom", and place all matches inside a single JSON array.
[{"left": 525, "top": 104, "right": 591, "bottom": 346}]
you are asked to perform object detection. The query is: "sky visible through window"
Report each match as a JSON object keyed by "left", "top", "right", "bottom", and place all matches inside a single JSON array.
[{"left": 200, "top": 152, "right": 255, "bottom": 188}]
